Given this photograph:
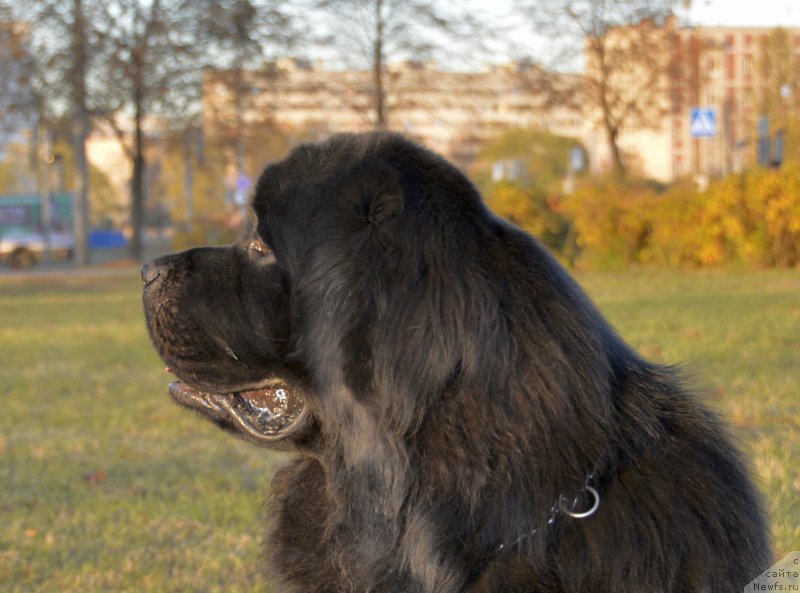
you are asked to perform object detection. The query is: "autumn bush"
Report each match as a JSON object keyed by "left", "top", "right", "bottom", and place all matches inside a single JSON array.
[
  {"left": 546, "top": 167, "right": 800, "bottom": 269},
  {"left": 484, "top": 181, "right": 572, "bottom": 257},
  {"left": 559, "top": 178, "right": 658, "bottom": 268}
]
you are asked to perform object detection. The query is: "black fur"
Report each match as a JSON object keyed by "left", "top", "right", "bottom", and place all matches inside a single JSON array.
[{"left": 143, "top": 132, "right": 772, "bottom": 592}]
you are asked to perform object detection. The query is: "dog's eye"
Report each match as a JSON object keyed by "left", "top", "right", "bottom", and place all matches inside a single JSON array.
[
  {"left": 248, "top": 239, "right": 275, "bottom": 262},
  {"left": 249, "top": 239, "right": 266, "bottom": 254}
]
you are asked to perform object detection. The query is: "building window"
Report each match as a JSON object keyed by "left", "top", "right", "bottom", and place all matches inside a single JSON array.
[
  {"left": 674, "top": 156, "right": 683, "bottom": 177},
  {"left": 726, "top": 54, "right": 735, "bottom": 80},
  {"left": 742, "top": 54, "right": 753, "bottom": 77},
  {"left": 742, "top": 91, "right": 749, "bottom": 109}
]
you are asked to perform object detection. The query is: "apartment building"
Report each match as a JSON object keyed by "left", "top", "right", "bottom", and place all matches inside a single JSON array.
[
  {"left": 204, "top": 22, "right": 800, "bottom": 183},
  {"left": 202, "top": 59, "right": 586, "bottom": 169},
  {"left": 666, "top": 24, "right": 800, "bottom": 179},
  {"left": 605, "top": 21, "right": 800, "bottom": 181}
]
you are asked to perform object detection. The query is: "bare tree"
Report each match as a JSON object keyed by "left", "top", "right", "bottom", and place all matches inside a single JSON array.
[
  {"left": 92, "top": 0, "right": 199, "bottom": 260},
  {"left": 0, "top": 19, "right": 37, "bottom": 144},
  {"left": 515, "top": 0, "right": 687, "bottom": 178},
  {"left": 192, "top": 0, "right": 297, "bottom": 209},
  {"left": 4, "top": 0, "right": 297, "bottom": 260},
  {"left": 96, "top": 1, "right": 297, "bottom": 248},
  {"left": 2, "top": 0, "right": 103, "bottom": 264},
  {"left": 760, "top": 28, "right": 800, "bottom": 125},
  {"left": 311, "top": 0, "right": 490, "bottom": 129},
  {"left": 69, "top": 0, "right": 91, "bottom": 265},
  {"left": 758, "top": 28, "right": 800, "bottom": 167}
]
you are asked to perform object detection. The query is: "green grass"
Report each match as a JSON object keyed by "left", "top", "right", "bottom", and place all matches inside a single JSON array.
[{"left": 0, "top": 267, "right": 798, "bottom": 592}]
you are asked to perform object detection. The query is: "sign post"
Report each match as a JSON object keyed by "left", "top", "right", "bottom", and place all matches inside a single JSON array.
[
  {"left": 690, "top": 107, "right": 717, "bottom": 138},
  {"left": 690, "top": 107, "right": 717, "bottom": 179}
]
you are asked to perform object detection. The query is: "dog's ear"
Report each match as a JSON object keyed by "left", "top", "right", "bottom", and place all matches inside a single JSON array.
[
  {"left": 342, "top": 158, "right": 404, "bottom": 225},
  {"left": 366, "top": 186, "right": 403, "bottom": 224}
]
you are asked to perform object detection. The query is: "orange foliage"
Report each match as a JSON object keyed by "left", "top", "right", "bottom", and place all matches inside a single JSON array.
[
  {"left": 556, "top": 168, "right": 800, "bottom": 269},
  {"left": 484, "top": 182, "right": 570, "bottom": 255},
  {"left": 560, "top": 179, "right": 658, "bottom": 268}
]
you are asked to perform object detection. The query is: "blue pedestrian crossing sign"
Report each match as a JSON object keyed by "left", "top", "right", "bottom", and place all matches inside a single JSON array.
[{"left": 690, "top": 108, "right": 717, "bottom": 138}]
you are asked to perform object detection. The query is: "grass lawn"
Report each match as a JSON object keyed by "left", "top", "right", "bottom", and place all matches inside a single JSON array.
[{"left": 0, "top": 266, "right": 798, "bottom": 592}]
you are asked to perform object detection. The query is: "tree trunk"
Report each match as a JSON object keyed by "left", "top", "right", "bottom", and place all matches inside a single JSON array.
[
  {"left": 183, "top": 126, "right": 194, "bottom": 233},
  {"left": 71, "top": 0, "right": 90, "bottom": 266},
  {"left": 129, "top": 82, "right": 145, "bottom": 261},
  {"left": 233, "top": 67, "right": 246, "bottom": 181},
  {"left": 373, "top": 0, "right": 385, "bottom": 128},
  {"left": 607, "top": 125, "right": 626, "bottom": 179},
  {"left": 598, "top": 76, "right": 626, "bottom": 178},
  {"left": 72, "top": 107, "right": 91, "bottom": 265},
  {"left": 592, "top": 37, "right": 627, "bottom": 179}
]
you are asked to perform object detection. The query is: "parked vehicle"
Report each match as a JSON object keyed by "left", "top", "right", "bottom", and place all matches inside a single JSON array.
[{"left": 0, "top": 193, "right": 74, "bottom": 269}]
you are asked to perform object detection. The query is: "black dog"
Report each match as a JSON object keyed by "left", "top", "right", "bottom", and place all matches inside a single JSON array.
[{"left": 142, "top": 132, "right": 771, "bottom": 592}]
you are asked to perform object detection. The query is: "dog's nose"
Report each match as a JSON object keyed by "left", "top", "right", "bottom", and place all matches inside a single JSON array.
[{"left": 141, "top": 259, "right": 169, "bottom": 287}]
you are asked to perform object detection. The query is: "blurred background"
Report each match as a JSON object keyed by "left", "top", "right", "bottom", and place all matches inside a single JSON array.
[
  {"left": 0, "top": 0, "right": 799, "bottom": 269},
  {"left": 0, "top": 1, "right": 798, "bottom": 591}
]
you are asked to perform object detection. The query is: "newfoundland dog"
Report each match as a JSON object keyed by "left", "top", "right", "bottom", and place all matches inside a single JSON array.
[{"left": 142, "top": 132, "right": 771, "bottom": 592}]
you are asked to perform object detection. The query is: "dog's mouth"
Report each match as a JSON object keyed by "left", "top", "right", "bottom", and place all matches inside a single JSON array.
[{"left": 168, "top": 378, "right": 307, "bottom": 446}]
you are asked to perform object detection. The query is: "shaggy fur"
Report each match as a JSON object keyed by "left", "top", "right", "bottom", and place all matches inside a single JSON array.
[{"left": 143, "top": 132, "right": 771, "bottom": 593}]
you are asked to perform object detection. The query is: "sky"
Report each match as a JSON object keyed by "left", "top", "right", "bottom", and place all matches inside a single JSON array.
[
  {"left": 473, "top": 0, "right": 800, "bottom": 71},
  {"left": 682, "top": 0, "right": 800, "bottom": 28}
]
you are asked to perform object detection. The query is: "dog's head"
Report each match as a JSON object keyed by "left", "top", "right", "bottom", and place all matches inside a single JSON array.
[
  {"left": 142, "top": 131, "right": 578, "bottom": 452},
  {"left": 142, "top": 135, "right": 418, "bottom": 447}
]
